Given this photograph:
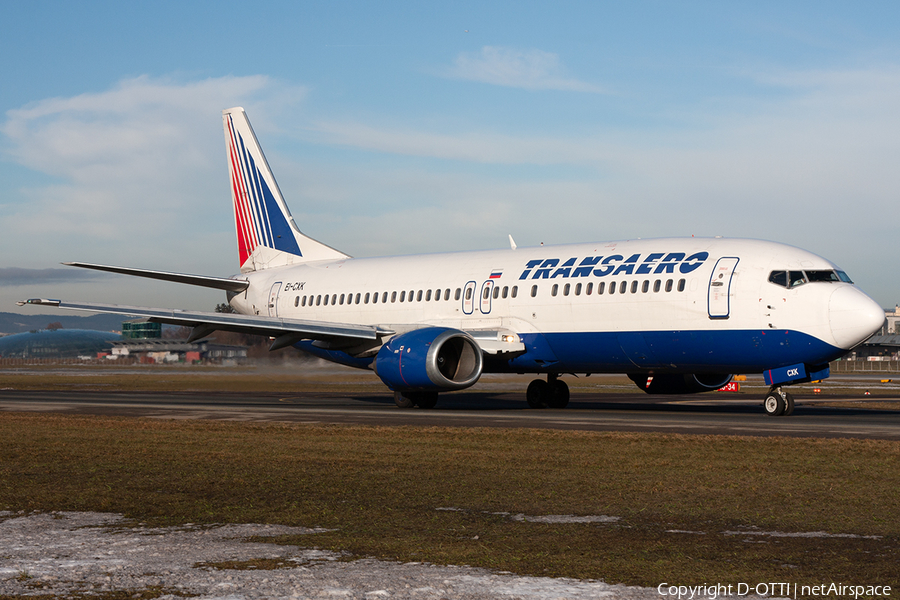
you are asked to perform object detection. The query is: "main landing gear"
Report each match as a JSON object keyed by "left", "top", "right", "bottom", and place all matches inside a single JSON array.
[
  {"left": 394, "top": 391, "right": 438, "bottom": 409},
  {"left": 526, "top": 373, "right": 569, "bottom": 409},
  {"left": 764, "top": 386, "right": 795, "bottom": 416}
]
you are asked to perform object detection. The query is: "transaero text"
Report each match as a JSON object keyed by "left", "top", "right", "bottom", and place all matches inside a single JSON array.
[{"left": 519, "top": 252, "right": 709, "bottom": 280}]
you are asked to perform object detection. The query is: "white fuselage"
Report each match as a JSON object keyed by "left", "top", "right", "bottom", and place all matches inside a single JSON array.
[{"left": 228, "top": 237, "right": 883, "bottom": 375}]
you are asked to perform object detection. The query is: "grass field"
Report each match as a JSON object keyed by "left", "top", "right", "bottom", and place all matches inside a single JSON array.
[{"left": 2, "top": 408, "right": 898, "bottom": 589}]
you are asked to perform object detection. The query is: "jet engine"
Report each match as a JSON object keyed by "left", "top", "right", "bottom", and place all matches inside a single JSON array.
[
  {"left": 629, "top": 373, "right": 733, "bottom": 394},
  {"left": 373, "top": 327, "right": 483, "bottom": 392}
]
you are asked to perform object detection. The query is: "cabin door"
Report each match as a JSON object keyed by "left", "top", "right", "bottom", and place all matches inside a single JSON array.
[
  {"left": 268, "top": 282, "right": 282, "bottom": 317},
  {"left": 708, "top": 258, "right": 739, "bottom": 319}
]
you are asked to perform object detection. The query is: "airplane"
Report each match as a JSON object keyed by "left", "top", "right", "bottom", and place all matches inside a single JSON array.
[{"left": 19, "top": 107, "right": 886, "bottom": 416}]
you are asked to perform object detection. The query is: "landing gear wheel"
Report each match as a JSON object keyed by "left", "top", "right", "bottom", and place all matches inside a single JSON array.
[
  {"left": 526, "top": 379, "right": 549, "bottom": 408},
  {"left": 764, "top": 391, "right": 786, "bottom": 416},
  {"left": 783, "top": 392, "right": 795, "bottom": 416},
  {"left": 413, "top": 392, "right": 439, "bottom": 409},
  {"left": 394, "top": 391, "right": 415, "bottom": 408},
  {"left": 547, "top": 379, "right": 570, "bottom": 409}
]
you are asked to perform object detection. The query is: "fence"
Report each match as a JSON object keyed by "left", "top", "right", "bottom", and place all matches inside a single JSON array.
[{"left": 831, "top": 360, "right": 900, "bottom": 374}]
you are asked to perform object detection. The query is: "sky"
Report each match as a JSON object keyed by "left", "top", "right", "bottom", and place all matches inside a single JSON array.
[{"left": 1, "top": 0, "right": 899, "bottom": 315}]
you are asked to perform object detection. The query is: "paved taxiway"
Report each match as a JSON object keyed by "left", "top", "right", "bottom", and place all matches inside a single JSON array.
[{"left": 2, "top": 389, "right": 899, "bottom": 439}]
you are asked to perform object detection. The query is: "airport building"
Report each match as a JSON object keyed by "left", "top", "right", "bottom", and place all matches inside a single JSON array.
[
  {"left": 878, "top": 305, "right": 900, "bottom": 335},
  {"left": 109, "top": 339, "right": 247, "bottom": 364}
]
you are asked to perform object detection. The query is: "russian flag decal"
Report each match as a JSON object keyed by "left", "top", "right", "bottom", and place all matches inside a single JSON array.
[{"left": 489, "top": 270, "right": 502, "bottom": 279}]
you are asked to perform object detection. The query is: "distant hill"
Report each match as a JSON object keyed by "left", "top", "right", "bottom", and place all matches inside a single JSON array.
[{"left": 0, "top": 311, "right": 126, "bottom": 335}]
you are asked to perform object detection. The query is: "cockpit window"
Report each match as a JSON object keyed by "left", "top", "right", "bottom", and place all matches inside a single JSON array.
[
  {"left": 806, "top": 270, "right": 840, "bottom": 283},
  {"left": 768, "top": 271, "right": 787, "bottom": 287},
  {"left": 789, "top": 271, "right": 806, "bottom": 287},
  {"left": 768, "top": 269, "right": 852, "bottom": 288}
]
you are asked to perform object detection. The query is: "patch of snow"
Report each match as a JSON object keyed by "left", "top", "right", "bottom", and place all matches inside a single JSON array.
[
  {"left": 0, "top": 511, "right": 661, "bottom": 599},
  {"left": 722, "top": 530, "right": 881, "bottom": 539}
]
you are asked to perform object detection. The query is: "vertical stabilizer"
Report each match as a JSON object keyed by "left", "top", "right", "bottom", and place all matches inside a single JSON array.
[{"left": 223, "top": 107, "right": 349, "bottom": 272}]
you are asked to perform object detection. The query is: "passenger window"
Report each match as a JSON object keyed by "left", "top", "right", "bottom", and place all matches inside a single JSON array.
[
  {"left": 597, "top": 282, "right": 604, "bottom": 295},
  {"left": 426, "top": 289, "right": 432, "bottom": 301},
  {"left": 416, "top": 290, "right": 422, "bottom": 301},
  {"left": 768, "top": 271, "right": 788, "bottom": 287},
  {"left": 552, "top": 284, "right": 559, "bottom": 296},
  {"left": 665, "top": 279, "right": 673, "bottom": 292},
  {"left": 609, "top": 282, "right": 616, "bottom": 294},
  {"left": 642, "top": 280, "right": 649, "bottom": 293},
  {"left": 294, "top": 296, "right": 299, "bottom": 307},
  {"left": 331, "top": 294, "right": 337, "bottom": 305},
  {"left": 483, "top": 287, "right": 490, "bottom": 300},
  {"left": 620, "top": 282, "right": 627, "bottom": 294},
  {"left": 677, "top": 279, "right": 686, "bottom": 292},
  {"left": 355, "top": 293, "right": 361, "bottom": 304},
  {"left": 339, "top": 294, "right": 345, "bottom": 305},
  {"left": 364, "top": 292, "right": 370, "bottom": 304},
  {"left": 512, "top": 286, "right": 518, "bottom": 298},
  {"left": 382, "top": 292, "right": 388, "bottom": 303},
  {"left": 575, "top": 283, "right": 582, "bottom": 296},
  {"left": 456, "top": 288, "right": 462, "bottom": 301},
  {"left": 373, "top": 292, "right": 379, "bottom": 304},
  {"left": 653, "top": 280, "right": 660, "bottom": 293},
  {"left": 316, "top": 295, "right": 322, "bottom": 306},
  {"left": 391, "top": 291, "right": 397, "bottom": 303},
  {"left": 531, "top": 285, "right": 538, "bottom": 297},
  {"left": 302, "top": 296, "right": 307, "bottom": 307},
  {"left": 465, "top": 288, "right": 472, "bottom": 300},
  {"left": 563, "top": 283, "right": 570, "bottom": 296},
  {"left": 502, "top": 286, "right": 508, "bottom": 299},
  {"left": 493, "top": 286, "right": 500, "bottom": 299},
  {"left": 323, "top": 295, "right": 330, "bottom": 306},
  {"left": 445, "top": 288, "right": 451, "bottom": 300},
  {"left": 586, "top": 282, "right": 592, "bottom": 295},
  {"left": 630, "top": 281, "right": 638, "bottom": 293}
]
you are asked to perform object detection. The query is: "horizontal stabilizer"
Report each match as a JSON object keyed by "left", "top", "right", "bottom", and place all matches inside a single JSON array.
[{"left": 63, "top": 262, "right": 250, "bottom": 292}]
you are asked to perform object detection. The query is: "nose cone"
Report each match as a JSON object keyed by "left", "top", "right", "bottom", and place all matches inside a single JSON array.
[{"left": 829, "top": 286, "right": 884, "bottom": 349}]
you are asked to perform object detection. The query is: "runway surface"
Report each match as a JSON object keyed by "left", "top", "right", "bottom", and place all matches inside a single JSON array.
[{"left": 2, "top": 388, "right": 900, "bottom": 440}]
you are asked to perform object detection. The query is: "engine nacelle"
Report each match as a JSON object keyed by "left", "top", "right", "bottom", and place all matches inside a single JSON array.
[
  {"left": 374, "top": 327, "right": 483, "bottom": 392},
  {"left": 629, "top": 373, "right": 733, "bottom": 395}
]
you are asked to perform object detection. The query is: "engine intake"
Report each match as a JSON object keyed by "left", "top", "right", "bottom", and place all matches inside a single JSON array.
[
  {"left": 374, "top": 327, "right": 483, "bottom": 392},
  {"left": 629, "top": 373, "right": 733, "bottom": 394}
]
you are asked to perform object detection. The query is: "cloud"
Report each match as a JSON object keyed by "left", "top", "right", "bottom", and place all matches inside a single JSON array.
[
  {"left": 1, "top": 75, "right": 306, "bottom": 271},
  {"left": 310, "top": 120, "right": 615, "bottom": 165},
  {"left": 446, "top": 46, "right": 606, "bottom": 93},
  {"left": 0, "top": 267, "right": 109, "bottom": 286}
]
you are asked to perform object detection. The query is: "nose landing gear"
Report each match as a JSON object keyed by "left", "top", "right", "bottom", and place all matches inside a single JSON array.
[{"left": 764, "top": 386, "right": 795, "bottom": 416}]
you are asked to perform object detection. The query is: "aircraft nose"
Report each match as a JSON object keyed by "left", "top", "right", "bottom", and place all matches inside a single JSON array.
[{"left": 829, "top": 286, "right": 884, "bottom": 349}]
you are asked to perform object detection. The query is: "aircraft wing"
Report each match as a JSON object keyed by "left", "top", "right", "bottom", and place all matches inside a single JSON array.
[{"left": 17, "top": 299, "right": 393, "bottom": 348}]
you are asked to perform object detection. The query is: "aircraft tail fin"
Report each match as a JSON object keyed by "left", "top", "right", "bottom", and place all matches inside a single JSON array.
[{"left": 223, "top": 107, "right": 349, "bottom": 272}]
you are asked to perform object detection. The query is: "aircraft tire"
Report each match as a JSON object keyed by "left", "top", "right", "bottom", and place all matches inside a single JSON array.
[
  {"left": 413, "top": 392, "right": 439, "bottom": 409},
  {"left": 783, "top": 392, "right": 795, "bottom": 416},
  {"left": 394, "top": 391, "right": 415, "bottom": 409},
  {"left": 526, "top": 379, "right": 549, "bottom": 408},
  {"left": 547, "top": 379, "right": 570, "bottom": 409},
  {"left": 764, "top": 393, "right": 786, "bottom": 416}
]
